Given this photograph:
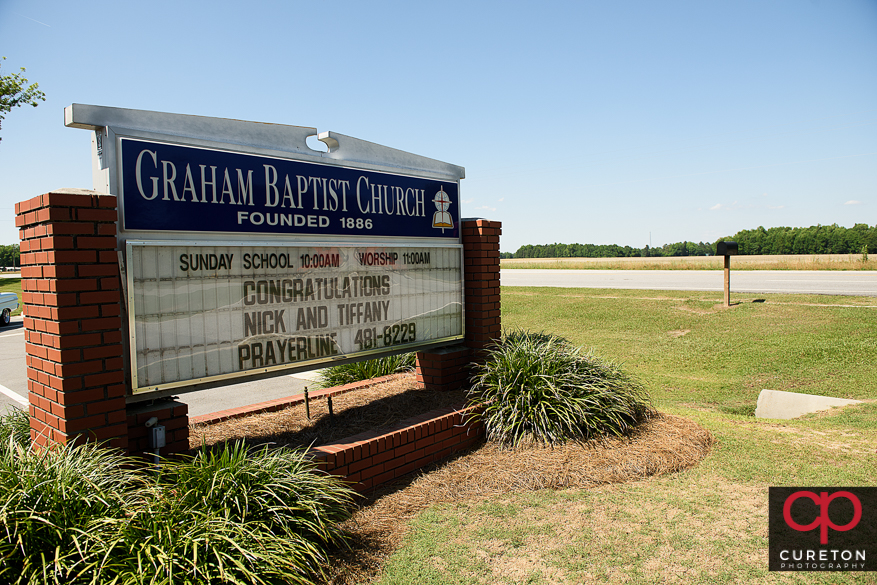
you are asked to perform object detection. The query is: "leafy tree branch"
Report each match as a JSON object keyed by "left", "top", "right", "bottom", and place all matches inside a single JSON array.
[{"left": 0, "top": 57, "right": 46, "bottom": 142}]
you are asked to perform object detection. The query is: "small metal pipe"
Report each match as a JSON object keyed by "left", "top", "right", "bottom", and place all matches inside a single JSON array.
[{"left": 304, "top": 386, "right": 310, "bottom": 420}]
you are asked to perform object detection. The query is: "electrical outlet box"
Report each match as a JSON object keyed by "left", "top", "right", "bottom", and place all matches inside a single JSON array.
[{"left": 150, "top": 425, "right": 166, "bottom": 449}]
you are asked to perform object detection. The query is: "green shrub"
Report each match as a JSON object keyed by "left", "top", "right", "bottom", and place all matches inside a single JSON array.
[
  {"left": 0, "top": 406, "right": 355, "bottom": 585},
  {"left": 0, "top": 440, "right": 140, "bottom": 585},
  {"left": 0, "top": 407, "right": 30, "bottom": 449},
  {"left": 163, "top": 441, "right": 352, "bottom": 543},
  {"left": 318, "top": 352, "right": 416, "bottom": 387},
  {"left": 80, "top": 441, "right": 354, "bottom": 585},
  {"left": 467, "top": 330, "right": 654, "bottom": 447}
]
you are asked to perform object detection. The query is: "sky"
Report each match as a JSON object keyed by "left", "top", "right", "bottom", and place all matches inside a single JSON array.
[{"left": 1, "top": 0, "right": 875, "bottom": 254}]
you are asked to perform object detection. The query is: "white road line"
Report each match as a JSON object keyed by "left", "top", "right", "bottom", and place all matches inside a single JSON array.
[
  {"left": 735, "top": 288, "right": 876, "bottom": 294},
  {"left": 765, "top": 279, "right": 877, "bottom": 283},
  {"left": 0, "top": 383, "right": 27, "bottom": 406}
]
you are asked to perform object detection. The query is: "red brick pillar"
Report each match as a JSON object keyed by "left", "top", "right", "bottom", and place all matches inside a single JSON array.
[
  {"left": 15, "top": 189, "right": 128, "bottom": 449},
  {"left": 461, "top": 219, "right": 502, "bottom": 351},
  {"left": 416, "top": 219, "right": 502, "bottom": 391}
]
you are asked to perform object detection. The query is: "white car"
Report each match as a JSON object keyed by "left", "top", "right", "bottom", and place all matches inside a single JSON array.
[{"left": 0, "top": 292, "right": 19, "bottom": 326}]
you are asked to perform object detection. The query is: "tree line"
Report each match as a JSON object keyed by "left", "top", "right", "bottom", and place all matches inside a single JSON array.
[
  {"left": 0, "top": 245, "right": 19, "bottom": 268},
  {"left": 505, "top": 224, "right": 877, "bottom": 258}
]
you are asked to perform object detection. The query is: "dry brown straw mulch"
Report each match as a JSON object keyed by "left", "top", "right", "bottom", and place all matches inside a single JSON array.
[
  {"left": 189, "top": 375, "right": 466, "bottom": 452},
  {"left": 328, "top": 412, "right": 712, "bottom": 584},
  {"left": 187, "top": 373, "right": 713, "bottom": 585}
]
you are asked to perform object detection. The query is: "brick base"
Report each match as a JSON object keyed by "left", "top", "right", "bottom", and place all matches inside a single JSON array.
[
  {"left": 311, "top": 403, "right": 484, "bottom": 492},
  {"left": 415, "top": 345, "right": 471, "bottom": 391},
  {"left": 126, "top": 400, "right": 189, "bottom": 459}
]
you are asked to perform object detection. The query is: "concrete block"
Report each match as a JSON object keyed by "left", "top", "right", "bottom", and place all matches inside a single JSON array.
[{"left": 755, "top": 389, "right": 862, "bottom": 420}]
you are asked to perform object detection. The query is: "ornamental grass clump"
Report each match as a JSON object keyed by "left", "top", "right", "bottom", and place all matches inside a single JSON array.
[
  {"left": 79, "top": 441, "right": 355, "bottom": 585},
  {"left": 162, "top": 441, "right": 353, "bottom": 542},
  {"left": 0, "top": 438, "right": 140, "bottom": 585},
  {"left": 468, "top": 330, "right": 654, "bottom": 447},
  {"left": 0, "top": 407, "right": 30, "bottom": 449},
  {"left": 318, "top": 352, "right": 416, "bottom": 387},
  {"left": 0, "top": 405, "right": 355, "bottom": 585}
]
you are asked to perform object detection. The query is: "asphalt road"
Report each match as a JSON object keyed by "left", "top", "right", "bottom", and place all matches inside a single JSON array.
[
  {"left": 2, "top": 270, "right": 874, "bottom": 416},
  {"left": 500, "top": 269, "right": 877, "bottom": 296},
  {"left": 0, "top": 317, "right": 27, "bottom": 416},
  {"left": 0, "top": 313, "right": 320, "bottom": 417}
]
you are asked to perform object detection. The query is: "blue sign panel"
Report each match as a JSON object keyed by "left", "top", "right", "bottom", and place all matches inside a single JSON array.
[{"left": 119, "top": 138, "right": 460, "bottom": 239}]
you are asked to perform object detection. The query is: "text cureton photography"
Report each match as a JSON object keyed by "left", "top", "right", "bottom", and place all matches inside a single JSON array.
[{"left": 769, "top": 487, "right": 875, "bottom": 571}]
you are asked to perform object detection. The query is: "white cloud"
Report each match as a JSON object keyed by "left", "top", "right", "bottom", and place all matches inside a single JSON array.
[
  {"left": 498, "top": 197, "right": 505, "bottom": 202},
  {"left": 844, "top": 200, "right": 862, "bottom": 205},
  {"left": 462, "top": 198, "right": 474, "bottom": 204},
  {"left": 474, "top": 205, "right": 497, "bottom": 212},
  {"left": 710, "top": 200, "right": 748, "bottom": 211}
]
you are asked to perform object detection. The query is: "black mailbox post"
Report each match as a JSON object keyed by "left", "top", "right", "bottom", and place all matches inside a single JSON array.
[
  {"left": 717, "top": 241, "right": 738, "bottom": 307},
  {"left": 716, "top": 241, "right": 738, "bottom": 256}
]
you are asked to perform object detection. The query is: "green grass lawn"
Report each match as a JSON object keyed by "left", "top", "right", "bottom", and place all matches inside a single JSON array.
[{"left": 376, "top": 288, "right": 877, "bottom": 585}]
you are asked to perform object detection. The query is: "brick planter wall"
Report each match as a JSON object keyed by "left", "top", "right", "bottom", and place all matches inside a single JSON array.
[
  {"left": 189, "top": 374, "right": 486, "bottom": 492},
  {"left": 311, "top": 403, "right": 484, "bottom": 492},
  {"left": 190, "top": 373, "right": 407, "bottom": 426}
]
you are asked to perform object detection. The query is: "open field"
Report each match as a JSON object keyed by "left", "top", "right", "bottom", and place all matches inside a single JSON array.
[
  {"left": 375, "top": 287, "right": 877, "bottom": 584},
  {"left": 502, "top": 254, "right": 877, "bottom": 271}
]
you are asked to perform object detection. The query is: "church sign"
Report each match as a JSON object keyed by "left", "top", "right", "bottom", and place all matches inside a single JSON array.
[
  {"left": 65, "top": 104, "right": 466, "bottom": 396},
  {"left": 119, "top": 138, "right": 460, "bottom": 239}
]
